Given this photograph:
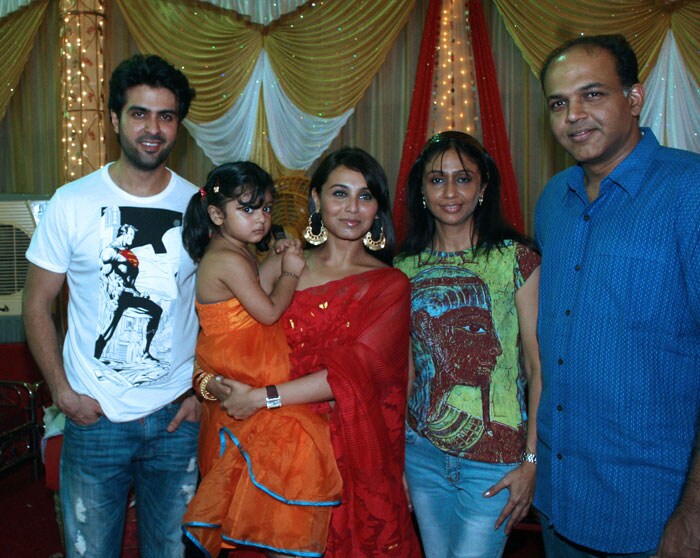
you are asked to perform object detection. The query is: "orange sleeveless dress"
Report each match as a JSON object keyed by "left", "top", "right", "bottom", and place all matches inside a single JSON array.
[{"left": 182, "top": 298, "right": 342, "bottom": 557}]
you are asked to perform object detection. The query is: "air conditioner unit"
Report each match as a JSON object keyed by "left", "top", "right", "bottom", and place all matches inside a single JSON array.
[{"left": 0, "top": 194, "right": 49, "bottom": 343}]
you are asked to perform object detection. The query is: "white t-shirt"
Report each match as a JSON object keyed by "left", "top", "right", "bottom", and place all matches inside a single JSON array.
[{"left": 27, "top": 164, "right": 199, "bottom": 421}]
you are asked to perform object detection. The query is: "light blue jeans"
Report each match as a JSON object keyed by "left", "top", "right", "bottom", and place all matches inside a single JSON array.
[
  {"left": 540, "top": 520, "right": 656, "bottom": 558},
  {"left": 405, "top": 425, "right": 517, "bottom": 558},
  {"left": 60, "top": 403, "right": 200, "bottom": 558}
]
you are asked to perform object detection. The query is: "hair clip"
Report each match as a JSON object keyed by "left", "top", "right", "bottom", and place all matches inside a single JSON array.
[
  {"left": 199, "top": 187, "right": 206, "bottom": 198},
  {"left": 213, "top": 185, "right": 220, "bottom": 193}
]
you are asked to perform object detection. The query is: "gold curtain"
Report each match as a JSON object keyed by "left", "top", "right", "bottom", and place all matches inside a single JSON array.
[
  {"left": 0, "top": 0, "right": 49, "bottom": 121},
  {"left": 114, "top": 0, "right": 415, "bottom": 176},
  {"left": 0, "top": 0, "right": 60, "bottom": 195},
  {"left": 493, "top": 0, "right": 700, "bottom": 84}
]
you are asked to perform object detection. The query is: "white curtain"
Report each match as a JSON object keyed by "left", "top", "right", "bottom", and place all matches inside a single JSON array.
[
  {"left": 0, "top": 0, "right": 31, "bottom": 19},
  {"left": 641, "top": 29, "right": 700, "bottom": 154},
  {"left": 198, "top": 0, "right": 306, "bottom": 25},
  {"left": 183, "top": 50, "right": 354, "bottom": 169}
]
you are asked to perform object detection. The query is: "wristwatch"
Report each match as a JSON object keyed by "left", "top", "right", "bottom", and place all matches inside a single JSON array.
[
  {"left": 522, "top": 451, "right": 537, "bottom": 464},
  {"left": 265, "top": 385, "right": 282, "bottom": 409}
]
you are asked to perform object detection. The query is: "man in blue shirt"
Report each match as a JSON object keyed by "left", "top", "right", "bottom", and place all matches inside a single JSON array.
[{"left": 534, "top": 34, "right": 700, "bottom": 557}]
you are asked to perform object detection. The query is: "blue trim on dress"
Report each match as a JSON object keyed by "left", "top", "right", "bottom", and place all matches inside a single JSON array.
[
  {"left": 182, "top": 521, "right": 221, "bottom": 558},
  {"left": 218, "top": 425, "right": 342, "bottom": 506},
  {"left": 221, "top": 534, "right": 324, "bottom": 557}
]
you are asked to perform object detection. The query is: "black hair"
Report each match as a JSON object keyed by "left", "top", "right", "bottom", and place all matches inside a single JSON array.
[
  {"left": 182, "top": 161, "right": 274, "bottom": 262},
  {"left": 308, "top": 147, "right": 395, "bottom": 265},
  {"left": 108, "top": 54, "right": 196, "bottom": 121},
  {"left": 539, "top": 34, "right": 639, "bottom": 91},
  {"left": 399, "top": 131, "right": 535, "bottom": 257}
]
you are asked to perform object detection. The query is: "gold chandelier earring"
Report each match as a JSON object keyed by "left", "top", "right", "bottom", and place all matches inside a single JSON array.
[
  {"left": 303, "top": 212, "right": 328, "bottom": 246},
  {"left": 363, "top": 219, "right": 386, "bottom": 251}
]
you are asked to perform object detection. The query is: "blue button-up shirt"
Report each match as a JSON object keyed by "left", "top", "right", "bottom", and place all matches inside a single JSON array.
[{"left": 534, "top": 129, "right": 700, "bottom": 553}]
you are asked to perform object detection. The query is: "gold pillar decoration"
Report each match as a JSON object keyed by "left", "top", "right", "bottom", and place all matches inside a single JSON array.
[
  {"left": 431, "top": 0, "right": 480, "bottom": 137},
  {"left": 60, "top": 0, "right": 105, "bottom": 182}
]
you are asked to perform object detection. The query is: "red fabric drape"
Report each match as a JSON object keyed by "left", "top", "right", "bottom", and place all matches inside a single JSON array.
[
  {"left": 392, "top": 0, "right": 442, "bottom": 248},
  {"left": 468, "top": 0, "right": 524, "bottom": 232}
]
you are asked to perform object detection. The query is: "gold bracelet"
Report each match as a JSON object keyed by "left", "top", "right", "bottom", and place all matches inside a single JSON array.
[
  {"left": 199, "top": 373, "right": 217, "bottom": 401},
  {"left": 280, "top": 271, "right": 299, "bottom": 280}
]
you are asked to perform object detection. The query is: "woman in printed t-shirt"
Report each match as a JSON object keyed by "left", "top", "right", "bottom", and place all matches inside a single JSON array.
[{"left": 394, "top": 131, "right": 542, "bottom": 558}]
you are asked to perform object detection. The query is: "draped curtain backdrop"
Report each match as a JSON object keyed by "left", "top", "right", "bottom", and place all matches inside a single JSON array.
[
  {"left": 115, "top": 0, "right": 415, "bottom": 178},
  {"left": 1, "top": 0, "right": 698, "bottom": 233},
  {"left": 494, "top": 0, "right": 700, "bottom": 154},
  {"left": 0, "top": 0, "right": 48, "bottom": 121}
]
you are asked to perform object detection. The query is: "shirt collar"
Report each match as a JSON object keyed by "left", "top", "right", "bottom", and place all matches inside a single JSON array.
[{"left": 565, "top": 128, "right": 659, "bottom": 200}]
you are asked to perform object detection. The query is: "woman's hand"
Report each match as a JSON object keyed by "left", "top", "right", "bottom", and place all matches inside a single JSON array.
[
  {"left": 483, "top": 461, "right": 536, "bottom": 534},
  {"left": 218, "top": 378, "right": 265, "bottom": 419}
]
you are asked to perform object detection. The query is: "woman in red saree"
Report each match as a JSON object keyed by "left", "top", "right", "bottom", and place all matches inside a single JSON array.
[{"left": 218, "top": 147, "right": 422, "bottom": 557}]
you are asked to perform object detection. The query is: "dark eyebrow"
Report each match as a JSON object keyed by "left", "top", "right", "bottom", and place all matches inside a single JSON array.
[
  {"left": 547, "top": 81, "right": 608, "bottom": 101},
  {"left": 126, "top": 105, "right": 178, "bottom": 117}
]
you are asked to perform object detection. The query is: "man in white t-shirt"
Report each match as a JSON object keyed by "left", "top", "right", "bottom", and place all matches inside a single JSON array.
[{"left": 24, "top": 54, "right": 200, "bottom": 558}]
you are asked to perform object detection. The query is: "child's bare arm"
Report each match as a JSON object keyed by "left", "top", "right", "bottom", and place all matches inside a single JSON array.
[{"left": 213, "top": 247, "right": 304, "bottom": 325}]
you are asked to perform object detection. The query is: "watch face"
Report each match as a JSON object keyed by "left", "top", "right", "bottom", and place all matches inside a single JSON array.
[{"left": 266, "top": 397, "right": 282, "bottom": 409}]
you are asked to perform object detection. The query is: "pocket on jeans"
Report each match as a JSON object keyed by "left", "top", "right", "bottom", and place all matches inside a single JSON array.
[{"left": 68, "top": 414, "right": 105, "bottom": 430}]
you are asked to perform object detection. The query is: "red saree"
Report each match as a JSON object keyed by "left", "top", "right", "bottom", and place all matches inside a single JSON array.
[{"left": 282, "top": 267, "right": 422, "bottom": 557}]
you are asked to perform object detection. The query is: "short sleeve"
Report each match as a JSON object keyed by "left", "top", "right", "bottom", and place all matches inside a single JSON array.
[
  {"left": 514, "top": 243, "right": 541, "bottom": 289},
  {"left": 26, "top": 188, "right": 74, "bottom": 274}
]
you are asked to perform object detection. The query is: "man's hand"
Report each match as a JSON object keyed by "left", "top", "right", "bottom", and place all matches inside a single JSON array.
[
  {"left": 483, "top": 461, "right": 536, "bottom": 534},
  {"left": 656, "top": 506, "right": 700, "bottom": 558},
  {"left": 57, "top": 388, "right": 103, "bottom": 425},
  {"left": 166, "top": 394, "right": 201, "bottom": 432}
]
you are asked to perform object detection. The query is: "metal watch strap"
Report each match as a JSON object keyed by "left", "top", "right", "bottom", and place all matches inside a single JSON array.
[
  {"left": 522, "top": 451, "right": 537, "bottom": 464},
  {"left": 265, "top": 385, "right": 282, "bottom": 409}
]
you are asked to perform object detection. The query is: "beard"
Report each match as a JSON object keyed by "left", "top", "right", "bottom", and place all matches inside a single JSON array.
[{"left": 117, "top": 132, "right": 175, "bottom": 172}]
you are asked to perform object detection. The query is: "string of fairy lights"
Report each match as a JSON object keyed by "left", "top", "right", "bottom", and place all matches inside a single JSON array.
[
  {"left": 55, "top": 0, "right": 481, "bottom": 179},
  {"left": 60, "top": 0, "right": 105, "bottom": 182},
  {"left": 431, "top": 0, "right": 481, "bottom": 137}
]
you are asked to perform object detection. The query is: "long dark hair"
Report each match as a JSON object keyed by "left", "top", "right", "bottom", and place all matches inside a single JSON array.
[
  {"left": 308, "top": 147, "right": 396, "bottom": 265},
  {"left": 182, "top": 161, "right": 273, "bottom": 262},
  {"left": 400, "top": 131, "right": 534, "bottom": 256}
]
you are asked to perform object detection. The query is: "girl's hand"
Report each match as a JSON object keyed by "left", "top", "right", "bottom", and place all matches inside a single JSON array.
[
  {"left": 206, "top": 375, "right": 231, "bottom": 401},
  {"left": 282, "top": 248, "right": 306, "bottom": 278},
  {"left": 218, "top": 378, "right": 265, "bottom": 419},
  {"left": 273, "top": 238, "right": 302, "bottom": 254}
]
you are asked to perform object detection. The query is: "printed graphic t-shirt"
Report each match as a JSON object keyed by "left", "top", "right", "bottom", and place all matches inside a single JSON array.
[
  {"left": 27, "top": 164, "right": 199, "bottom": 421},
  {"left": 395, "top": 241, "right": 540, "bottom": 463}
]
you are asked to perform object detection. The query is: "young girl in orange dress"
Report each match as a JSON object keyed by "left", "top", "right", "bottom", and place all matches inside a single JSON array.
[{"left": 180, "top": 161, "right": 342, "bottom": 558}]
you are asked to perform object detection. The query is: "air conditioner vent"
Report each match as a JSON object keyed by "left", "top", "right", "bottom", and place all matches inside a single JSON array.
[{"left": 0, "top": 223, "right": 31, "bottom": 297}]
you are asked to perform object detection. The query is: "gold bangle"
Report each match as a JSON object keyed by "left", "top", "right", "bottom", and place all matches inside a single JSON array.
[
  {"left": 280, "top": 271, "right": 299, "bottom": 280},
  {"left": 199, "top": 373, "right": 217, "bottom": 401}
]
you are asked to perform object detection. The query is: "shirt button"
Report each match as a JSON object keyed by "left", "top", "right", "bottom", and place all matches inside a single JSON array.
[
  {"left": 558, "top": 358, "right": 564, "bottom": 365},
  {"left": 557, "top": 453, "right": 563, "bottom": 460},
  {"left": 565, "top": 309, "right": 571, "bottom": 316},
  {"left": 583, "top": 214, "right": 591, "bottom": 221},
  {"left": 574, "top": 265, "right": 581, "bottom": 271},
  {"left": 557, "top": 404, "right": 563, "bottom": 411}
]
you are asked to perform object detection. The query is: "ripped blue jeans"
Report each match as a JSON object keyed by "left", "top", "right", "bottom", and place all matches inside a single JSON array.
[{"left": 60, "top": 403, "right": 199, "bottom": 558}]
